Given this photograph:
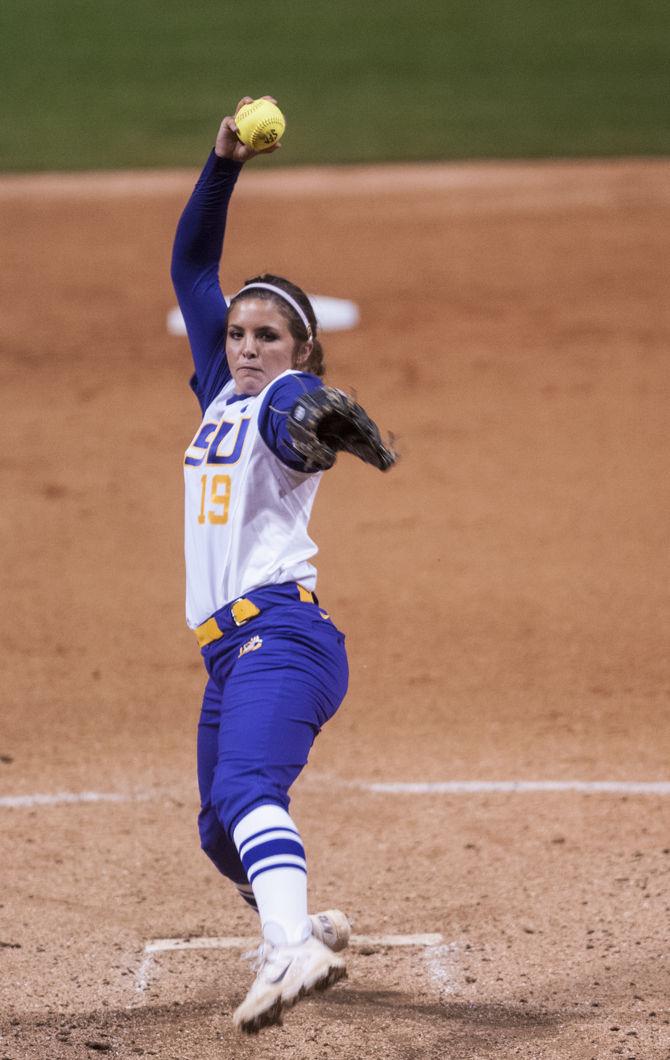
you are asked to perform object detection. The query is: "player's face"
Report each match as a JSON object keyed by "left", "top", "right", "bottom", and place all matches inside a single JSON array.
[{"left": 227, "top": 299, "right": 305, "bottom": 396}]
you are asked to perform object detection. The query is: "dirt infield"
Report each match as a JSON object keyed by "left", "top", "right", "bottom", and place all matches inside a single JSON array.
[{"left": 1, "top": 158, "right": 669, "bottom": 1059}]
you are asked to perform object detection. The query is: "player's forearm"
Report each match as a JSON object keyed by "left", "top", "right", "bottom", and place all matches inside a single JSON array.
[
  {"left": 171, "top": 150, "right": 242, "bottom": 388},
  {"left": 171, "top": 150, "right": 243, "bottom": 286}
]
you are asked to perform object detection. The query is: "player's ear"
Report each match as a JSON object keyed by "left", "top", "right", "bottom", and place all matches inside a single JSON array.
[{"left": 293, "top": 340, "right": 313, "bottom": 368}]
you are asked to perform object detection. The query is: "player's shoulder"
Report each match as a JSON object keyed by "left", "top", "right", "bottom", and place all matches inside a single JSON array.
[
  {"left": 262, "top": 370, "right": 323, "bottom": 412},
  {"left": 257, "top": 371, "right": 324, "bottom": 473}
]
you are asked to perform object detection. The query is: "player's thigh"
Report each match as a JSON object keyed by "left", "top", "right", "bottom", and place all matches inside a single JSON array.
[{"left": 217, "top": 615, "right": 348, "bottom": 768}]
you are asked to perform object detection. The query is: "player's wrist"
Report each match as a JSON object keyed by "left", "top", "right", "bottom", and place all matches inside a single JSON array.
[{"left": 211, "top": 150, "right": 245, "bottom": 173}]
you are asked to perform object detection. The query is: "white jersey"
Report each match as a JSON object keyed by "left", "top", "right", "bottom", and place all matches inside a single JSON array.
[{"left": 183, "top": 370, "right": 321, "bottom": 628}]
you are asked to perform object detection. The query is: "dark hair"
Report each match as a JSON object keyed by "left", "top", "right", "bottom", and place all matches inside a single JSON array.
[{"left": 230, "top": 273, "right": 325, "bottom": 377}]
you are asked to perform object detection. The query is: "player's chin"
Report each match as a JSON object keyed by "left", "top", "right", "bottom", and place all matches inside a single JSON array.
[{"left": 233, "top": 367, "right": 267, "bottom": 396}]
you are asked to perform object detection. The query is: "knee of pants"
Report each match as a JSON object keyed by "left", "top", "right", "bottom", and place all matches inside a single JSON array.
[
  {"left": 211, "top": 763, "right": 291, "bottom": 837},
  {"left": 198, "top": 804, "right": 247, "bottom": 885}
]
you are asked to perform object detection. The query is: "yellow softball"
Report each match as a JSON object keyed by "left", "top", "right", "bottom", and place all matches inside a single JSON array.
[{"left": 235, "top": 99, "right": 286, "bottom": 152}]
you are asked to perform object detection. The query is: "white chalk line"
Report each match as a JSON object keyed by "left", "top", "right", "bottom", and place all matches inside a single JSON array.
[
  {"left": 360, "top": 780, "right": 670, "bottom": 795},
  {"left": 134, "top": 954, "right": 154, "bottom": 996},
  {"left": 0, "top": 790, "right": 132, "bottom": 808},
  {"left": 3, "top": 780, "right": 670, "bottom": 810},
  {"left": 134, "top": 932, "right": 444, "bottom": 995},
  {"left": 422, "top": 942, "right": 462, "bottom": 996}
]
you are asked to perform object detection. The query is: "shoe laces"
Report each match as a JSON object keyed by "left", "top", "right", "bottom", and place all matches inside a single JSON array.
[
  {"left": 242, "top": 938, "right": 301, "bottom": 984},
  {"left": 242, "top": 941, "right": 271, "bottom": 973}
]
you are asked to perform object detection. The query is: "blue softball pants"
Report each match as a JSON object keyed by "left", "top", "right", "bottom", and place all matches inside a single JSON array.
[{"left": 196, "top": 583, "right": 349, "bottom": 886}]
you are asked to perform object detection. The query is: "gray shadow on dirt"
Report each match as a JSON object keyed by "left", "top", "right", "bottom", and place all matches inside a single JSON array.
[
  {"left": 326, "top": 987, "right": 566, "bottom": 1027},
  {"left": 321, "top": 988, "right": 577, "bottom": 1058},
  {"left": 1, "top": 992, "right": 577, "bottom": 1059}
]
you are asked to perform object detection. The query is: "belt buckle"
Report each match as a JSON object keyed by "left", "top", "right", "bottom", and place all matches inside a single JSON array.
[{"left": 231, "top": 597, "right": 260, "bottom": 626}]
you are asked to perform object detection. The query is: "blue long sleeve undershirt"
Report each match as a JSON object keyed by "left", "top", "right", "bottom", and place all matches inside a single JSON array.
[
  {"left": 171, "top": 150, "right": 322, "bottom": 472},
  {"left": 171, "top": 149, "right": 240, "bottom": 404}
]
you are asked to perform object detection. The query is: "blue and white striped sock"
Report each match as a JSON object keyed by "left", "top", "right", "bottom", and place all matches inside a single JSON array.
[{"left": 233, "top": 804, "right": 311, "bottom": 946}]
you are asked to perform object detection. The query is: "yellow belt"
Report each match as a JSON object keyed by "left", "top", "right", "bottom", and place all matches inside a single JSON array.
[{"left": 194, "top": 584, "right": 316, "bottom": 648}]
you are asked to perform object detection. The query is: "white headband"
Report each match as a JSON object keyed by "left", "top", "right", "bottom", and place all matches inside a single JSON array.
[{"left": 231, "top": 282, "right": 314, "bottom": 339}]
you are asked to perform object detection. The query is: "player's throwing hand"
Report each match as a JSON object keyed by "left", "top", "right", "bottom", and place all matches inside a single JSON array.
[{"left": 214, "top": 95, "right": 283, "bottom": 163}]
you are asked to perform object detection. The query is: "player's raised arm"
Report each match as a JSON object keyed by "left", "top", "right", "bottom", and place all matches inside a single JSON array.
[{"left": 170, "top": 96, "right": 284, "bottom": 409}]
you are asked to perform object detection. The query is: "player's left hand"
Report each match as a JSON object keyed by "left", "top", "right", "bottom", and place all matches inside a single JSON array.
[
  {"left": 215, "top": 96, "right": 283, "bottom": 163},
  {"left": 287, "top": 386, "right": 398, "bottom": 472}
]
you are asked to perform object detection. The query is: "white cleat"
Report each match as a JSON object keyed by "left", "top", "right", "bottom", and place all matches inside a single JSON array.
[
  {"left": 309, "top": 909, "right": 351, "bottom": 952},
  {"left": 233, "top": 935, "right": 347, "bottom": 1034}
]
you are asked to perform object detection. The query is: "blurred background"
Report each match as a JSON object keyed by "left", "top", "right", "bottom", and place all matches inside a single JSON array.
[{"left": 1, "top": 0, "right": 668, "bottom": 171}]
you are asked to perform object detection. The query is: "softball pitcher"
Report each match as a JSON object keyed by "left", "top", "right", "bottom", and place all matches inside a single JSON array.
[{"left": 171, "top": 95, "right": 395, "bottom": 1033}]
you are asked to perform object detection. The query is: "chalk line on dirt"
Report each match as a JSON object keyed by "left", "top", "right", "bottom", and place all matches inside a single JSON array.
[
  {"left": 3, "top": 780, "right": 670, "bottom": 810},
  {"left": 422, "top": 942, "right": 462, "bottom": 996},
  {"left": 356, "top": 780, "right": 670, "bottom": 795},
  {"left": 134, "top": 954, "right": 155, "bottom": 997},
  {"left": 0, "top": 791, "right": 133, "bottom": 808}
]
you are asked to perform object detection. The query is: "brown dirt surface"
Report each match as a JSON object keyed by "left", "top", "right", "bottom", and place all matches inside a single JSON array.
[{"left": 1, "top": 157, "right": 670, "bottom": 1059}]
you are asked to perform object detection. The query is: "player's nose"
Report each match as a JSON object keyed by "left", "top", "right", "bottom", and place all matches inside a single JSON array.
[{"left": 240, "top": 339, "right": 259, "bottom": 359}]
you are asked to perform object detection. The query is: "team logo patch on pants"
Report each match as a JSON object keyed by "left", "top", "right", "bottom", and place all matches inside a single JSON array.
[{"left": 239, "top": 634, "right": 263, "bottom": 657}]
